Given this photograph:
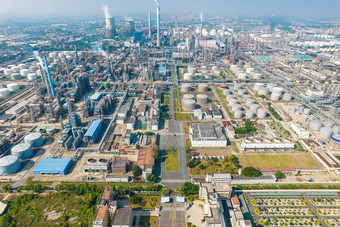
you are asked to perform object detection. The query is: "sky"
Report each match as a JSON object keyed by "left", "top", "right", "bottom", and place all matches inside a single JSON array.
[{"left": 0, "top": 0, "right": 339, "bottom": 18}]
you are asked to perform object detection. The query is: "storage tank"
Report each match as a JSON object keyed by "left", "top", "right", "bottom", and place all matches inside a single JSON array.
[
  {"left": 181, "top": 84, "right": 191, "bottom": 92},
  {"left": 0, "top": 88, "right": 9, "bottom": 97},
  {"left": 272, "top": 87, "right": 284, "bottom": 96},
  {"left": 258, "top": 87, "right": 270, "bottom": 95},
  {"left": 234, "top": 110, "right": 243, "bottom": 118},
  {"left": 249, "top": 104, "right": 260, "bottom": 112},
  {"left": 10, "top": 73, "right": 21, "bottom": 80},
  {"left": 198, "top": 84, "right": 208, "bottom": 92},
  {"left": 11, "top": 143, "right": 33, "bottom": 160},
  {"left": 324, "top": 120, "right": 335, "bottom": 129},
  {"left": 223, "top": 89, "right": 232, "bottom": 96},
  {"left": 4, "top": 69, "right": 14, "bottom": 75},
  {"left": 183, "top": 99, "right": 196, "bottom": 110},
  {"left": 188, "top": 66, "right": 196, "bottom": 74},
  {"left": 20, "top": 69, "right": 30, "bottom": 76},
  {"left": 238, "top": 73, "right": 248, "bottom": 79},
  {"left": 29, "top": 66, "right": 38, "bottom": 73},
  {"left": 333, "top": 126, "right": 340, "bottom": 134},
  {"left": 328, "top": 134, "right": 340, "bottom": 151},
  {"left": 7, "top": 83, "right": 19, "bottom": 91},
  {"left": 319, "top": 127, "right": 333, "bottom": 140},
  {"left": 27, "top": 73, "right": 38, "bottom": 81},
  {"left": 257, "top": 108, "right": 267, "bottom": 118},
  {"left": 226, "top": 94, "right": 235, "bottom": 101},
  {"left": 183, "top": 94, "right": 195, "bottom": 100},
  {"left": 283, "top": 93, "right": 293, "bottom": 101},
  {"left": 228, "top": 99, "right": 239, "bottom": 106},
  {"left": 24, "top": 133, "right": 44, "bottom": 147},
  {"left": 243, "top": 95, "right": 252, "bottom": 100},
  {"left": 184, "top": 73, "right": 192, "bottom": 80},
  {"left": 197, "top": 94, "right": 208, "bottom": 104},
  {"left": 234, "top": 84, "right": 242, "bottom": 90},
  {"left": 267, "top": 83, "right": 275, "bottom": 91},
  {"left": 246, "top": 110, "right": 255, "bottom": 118},
  {"left": 254, "top": 83, "right": 264, "bottom": 91},
  {"left": 0, "top": 155, "right": 21, "bottom": 175},
  {"left": 253, "top": 73, "right": 262, "bottom": 80},
  {"left": 310, "top": 120, "right": 323, "bottom": 131},
  {"left": 270, "top": 94, "right": 280, "bottom": 101},
  {"left": 238, "top": 89, "right": 246, "bottom": 96},
  {"left": 246, "top": 99, "right": 255, "bottom": 106},
  {"left": 304, "top": 108, "right": 311, "bottom": 115},
  {"left": 232, "top": 104, "right": 243, "bottom": 112}
]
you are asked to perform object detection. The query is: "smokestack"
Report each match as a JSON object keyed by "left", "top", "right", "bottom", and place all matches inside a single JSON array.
[
  {"left": 44, "top": 57, "right": 56, "bottom": 98},
  {"left": 105, "top": 18, "right": 117, "bottom": 39},
  {"left": 157, "top": 5, "right": 160, "bottom": 46},
  {"left": 148, "top": 11, "right": 152, "bottom": 38}
]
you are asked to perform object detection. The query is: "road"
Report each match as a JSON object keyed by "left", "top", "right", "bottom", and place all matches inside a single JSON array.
[{"left": 159, "top": 191, "right": 186, "bottom": 227}]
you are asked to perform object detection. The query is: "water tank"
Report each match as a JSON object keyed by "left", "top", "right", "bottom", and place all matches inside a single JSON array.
[
  {"left": 254, "top": 83, "right": 264, "bottom": 91},
  {"left": 272, "top": 87, "right": 284, "bottom": 96},
  {"left": 29, "top": 66, "right": 38, "bottom": 73},
  {"left": 10, "top": 73, "right": 21, "bottom": 80},
  {"left": 0, "top": 155, "right": 21, "bottom": 175},
  {"left": 20, "top": 69, "right": 30, "bottom": 76},
  {"left": 324, "top": 120, "right": 335, "bottom": 129},
  {"left": 232, "top": 104, "right": 243, "bottom": 112},
  {"left": 184, "top": 73, "right": 192, "bottom": 80},
  {"left": 333, "top": 126, "right": 340, "bottom": 134},
  {"left": 257, "top": 108, "right": 267, "bottom": 118},
  {"left": 181, "top": 84, "right": 191, "bottom": 92},
  {"left": 283, "top": 93, "right": 293, "bottom": 101},
  {"left": 27, "top": 73, "right": 38, "bottom": 81},
  {"left": 198, "top": 84, "right": 208, "bottom": 92},
  {"left": 4, "top": 69, "right": 14, "bottom": 75},
  {"left": 310, "top": 120, "right": 323, "bottom": 131},
  {"left": 245, "top": 110, "right": 254, "bottom": 119},
  {"left": 238, "top": 89, "right": 246, "bottom": 96},
  {"left": 228, "top": 99, "right": 239, "bottom": 106},
  {"left": 304, "top": 108, "right": 311, "bottom": 115},
  {"left": 0, "top": 88, "right": 9, "bottom": 97},
  {"left": 18, "top": 64, "right": 28, "bottom": 70},
  {"left": 7, "top": 83, "right": 19, "bottom": 91},
  {"left": 184, "top": 99, "right": 196, "bottom": 110},
  {"left": 246, "top": 99, "right": 255, "bottom": 106},
  {"left": 183, "top": 94, "right": 195, "bottom": 100},
  {"left": 197, "top": 94, "right": 208, "bottom": 104},
  {"left": 270, "top": 94, "right": 280, "bottom": 101},
  {"left": 11, "top": 143, "right": 33, "bottom": 160},
  {"left": 258, "top": 87, "right": 270, "bottom": 95},
  {"left": 24, "top": 132, "right": 44, "bottom": 147},
  {"left": 234, "top": 110, "right": 243, "bottom": 118},
  {"left": 319, "top": 127, "right": 333, "bottom": 140},
  {"left": 249, "top": 104, "right": 260, "bottom": 112}
]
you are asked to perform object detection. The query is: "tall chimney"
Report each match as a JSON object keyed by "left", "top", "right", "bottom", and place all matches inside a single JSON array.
[
  {"left": 44, "top": 57, "right": 56, "bottom": 98},
  {"left": 105, "top": 18, "right": 117, "bottom": 39},
  {"left": 148, "top": 11, "right": 152, "bottom": 38},
  {"left": 157, "top": 5, "right": 160, "bottom": 46}
]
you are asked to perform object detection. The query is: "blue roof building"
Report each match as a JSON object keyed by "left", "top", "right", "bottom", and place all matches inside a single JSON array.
[
  {"left": 84, "top": 120, "right": 103, "bottom": 143},
  {"left": 176, "top": 196, "right": 185, "bottom": 203},
  {"left": 161, "top": 197, "right": 170, "bottom": 203},
  {"left": 159, "top": 66, "right": 166, "bottom": 74},
  {"left": 33, "top": 158, "right": 72, "bottom": 175}
]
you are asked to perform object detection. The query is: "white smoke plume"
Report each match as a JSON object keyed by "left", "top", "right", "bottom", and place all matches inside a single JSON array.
[
  {"left": 102, "top": 4, "right": 111, "bottom": 18},
  {"left": 94, "top": 41, "right": 109, "bottom": 59},
  {"left": 33, "top": 51, "right": 44, "bottom": 67},
  {"left": 154, "top": 0, "right": 159, "bottom": 7}
]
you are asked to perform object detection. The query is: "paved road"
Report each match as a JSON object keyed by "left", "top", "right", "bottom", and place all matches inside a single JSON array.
[{"left": 159, "top": 191, "right": 186, "bottom": 227}]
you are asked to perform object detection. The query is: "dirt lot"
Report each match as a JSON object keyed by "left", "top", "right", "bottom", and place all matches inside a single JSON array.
[{"left": 186, "top": 200, "right": 205, "bottom": 227}]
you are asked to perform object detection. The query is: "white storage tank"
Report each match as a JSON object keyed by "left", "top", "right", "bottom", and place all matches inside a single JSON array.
[
  {"left": 20, "top": 69, "right": 30, "bottom": 76},
  {"left": 234, "top": 110, "right": 243, "bottom": 118},
  {"left": 258, "top": 87, "right": 270, "bottom": 95},
  {"left": 254, "top": 83, "right": 264, "bottom": 91},
  {"left": 4, "top": 69, "right": 14, "bottom": 75},
  {"left": 270, "top": 94, "right": 280, "bottom": 101},
  {"left": 0, "top": 88, "right": 9, "bottom": 97},
  {"left": 238, "top": 73, "right": 248, "bottom": 79},
  {"left": 7, "top": 83, "right": 19, "bottom": 91},
  {"left": 10, "top": 73, "right": 21, "bottom": 80},
  {"left": 29, "top": 66, "right": 38, "bottom": 73},
  {"left": 257, "top": 108, "right": 267, "bottom": 118},
  {"left": 197, "top": 94, "right": 208, "bottom": 104},
  {"left": 223, "top": 89, "right": 232, "bottom": 96},
  {"left": 238, "top": 89, "right": 246, "bottom": 96},
  {"left": 183, "top": 94, "right": 195, "bottom": 100},
  {"left": 249, "top": 104, "right": 260, "bottom": 112},
  {"left": 319, "top": 127, "right": 333, "bottom": 140},
  {"left": 310, "top": 120, "right": 323, "bottom": 131},
  {"left": 246, "top": 110, "right": 255, "bottom": 118},
  {"left": 183, "top": 99, "right": 196, "bottom": 110},
  {"left": 283, "top": 93, "right": 293, "bottom": 101},
  {"left": 24, "top": 132, "right": 44, "bottom": 147},
  {"left": 11, "top": 143, "right": 33, "bottom": 160},
  {"left": 267, "top": 83, "right": 275, "bottom": 91},
  {"left": 246, "top": 99, "right": 255, "bottom": 106},
  {"left": 184, "top": 73, "right": 193, "bottom": 80},
  {"left": 333, "top": 126, "right": 340, "bottom": 134},
  {"left": 226, "top": 95, "right": 235, "bottom": 101},
  {"left": 324, "top": 120, "right": 335, "bottom": 129},
  {"left": 243, "top": 95, "right": 252, "bottom": 100},
  {"left": 228, "top": 99, "right": 239, "bottom": 106},
  {"left": 27, "top": 73, "right": 38, "bottom": 81},
  {"left": 181, "top": 84, "right": 191, "bottom": 92},
  {"left": 198, "top": 84, "right": 208, "bottom": 92},
  {"left": 234, "top": 84, "right": 242, "bottom": 90},
  {"left": 0, "top": 155, "right": 21, "bottom": 175},
  {"left": 272, "top": 87, "right": 284, "bottom": 96},
  {"left": 232, "top": 104, "right": 243, "bottom": 112}
]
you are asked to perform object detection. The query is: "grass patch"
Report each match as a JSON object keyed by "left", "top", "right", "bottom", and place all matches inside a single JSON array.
[
  {"left": 175, "top": 113, "right": 192, "bottom": 121},
  {"left": 190, "top": 158, "right": 239, "bottom": 175},
  {"left": 231, "top": 141, "right": 240, "bottom": 153},
  {"left": 174, "top": 99, "right": 180, "bottom": 112},
  {"left": 238, "top": 155, "right": 321, "bottom": 169},
  {"left": 336, "top": 156, "right": 340, "bottom": 161},
  {"left": 129, "top": 195, "right": 160, "bottom": 210},
  {"left": 214, "top": 86, "right": 233, "bottom": 119},
  {"left": 166, "top": 151, "right": 179, "bottom": 171},
  {"left": 133, "top": 215, "right": 158, "bottom": 227},
  {"left": 183, "top": 122, "right": 190, "bottom": 134}
]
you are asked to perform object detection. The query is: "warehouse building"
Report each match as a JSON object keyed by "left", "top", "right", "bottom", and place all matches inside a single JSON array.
[
  {"left": 33, "top": 158, "right": 72, "bottom": 175},
  {"left": 111, "top": 158, "right": 129, "bottom": 174},
  {"left": 190, "top": 123, "right": 227, "bottom": 147},
  {"left": 84, "top": 120, "right": 102, "bottom": 143},
  {"left": 137, "top": 147, "right": 155, "bottom": 179},
  {"left": 241, "top": 140, "right": 295, "bottom": 150}
]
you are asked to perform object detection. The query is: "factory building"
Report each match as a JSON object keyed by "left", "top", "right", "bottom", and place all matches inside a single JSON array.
[
  {"left": 137, "top": 147, "right": 155, "bottom": 179},
  {"left": 241, "top": 140, "right": 295, "bottom": 150},
  {"left": 111, "top": 158, "right": 128, "bottom": 174},
  {"left": 84, "top": 158, "right": 109, "bottom": 172},
  {"left": 84, "top": 120, "right": 103, "bottom": 143},
  {"left": 211, "top": 107, "right": 223, "bottom": 119},
  {"left": 290, "top": 123, "right": 310, "bottom": 139},
  {"left": 190, "top": 123, "right": 227, "bottom": 147},
  {"left": 33, "top": 158, "right": 72, "bottom": 175}
]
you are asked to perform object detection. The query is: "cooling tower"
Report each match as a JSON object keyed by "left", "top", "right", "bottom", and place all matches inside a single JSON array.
[{"left": 105, "top": 18, "right": 118, "bottom": 38}]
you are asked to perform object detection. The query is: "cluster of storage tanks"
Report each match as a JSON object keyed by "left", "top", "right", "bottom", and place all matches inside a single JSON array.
[
  {"left": 0, "top": 83, "right": 21, "bottom": 97},
  {"left": 230, "top": 65, "right": 262, "bottom": 80},
  {"left": 0, "top": 132, "right": 43, "bottom": 176},
  {"left": 221, "top": 85, "right": 267, "bottom": 119},
  {"left": 181, "top": 84, "right": 209, "bottom": 110},
  {"left": 0, "top": 63, "right": 41, "bottom": 81},
  {"left": 183, "top": 65, "right": 221, "bottom": 81},
  {"left": 309, "top": 119, "right": 340, "bottom": 141},
  {"left": 253, "top": 83, "right": 290, "bottom": 102}
]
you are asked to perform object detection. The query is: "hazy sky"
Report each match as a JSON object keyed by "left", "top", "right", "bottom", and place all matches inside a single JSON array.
[{"left": 0, "top": 0, "right": 339, "bottom": 18}]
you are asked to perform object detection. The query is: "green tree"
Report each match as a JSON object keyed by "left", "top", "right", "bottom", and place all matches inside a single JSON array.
[
  {"left": 275, "top": 171, "right": 284, "bottom": 179},
  {"left": 130, "top": 195, "right": 142, "bottom": 204},
  {"left": 198, "top": 164, "right": 205, "bottom": 170},
  {"left": 147, "top": 174, "right": 157, "bottom": 183},
  {"left": 0, "top": 214, "right": 16, "bottom": 227},
  {"left": 104, "top": 82, "right": 111, "bottom": 90},
  {"left": 177, "top": 182, "right": 199, "bottom": 196},
  {"left": 153, "top": 145, "right": 161, "bottom": 161},
  {"left": 160, "top": 187, "right": 170, "bottom": 196},
  {"left": 241, "top": 167, "right": 262, "bottom": 177},
  {"left": 132, "top": 165, "right": 141, "bottom": 179},
  {"left": 136, "top": 144, "right": 140, "bottom": 149}
]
